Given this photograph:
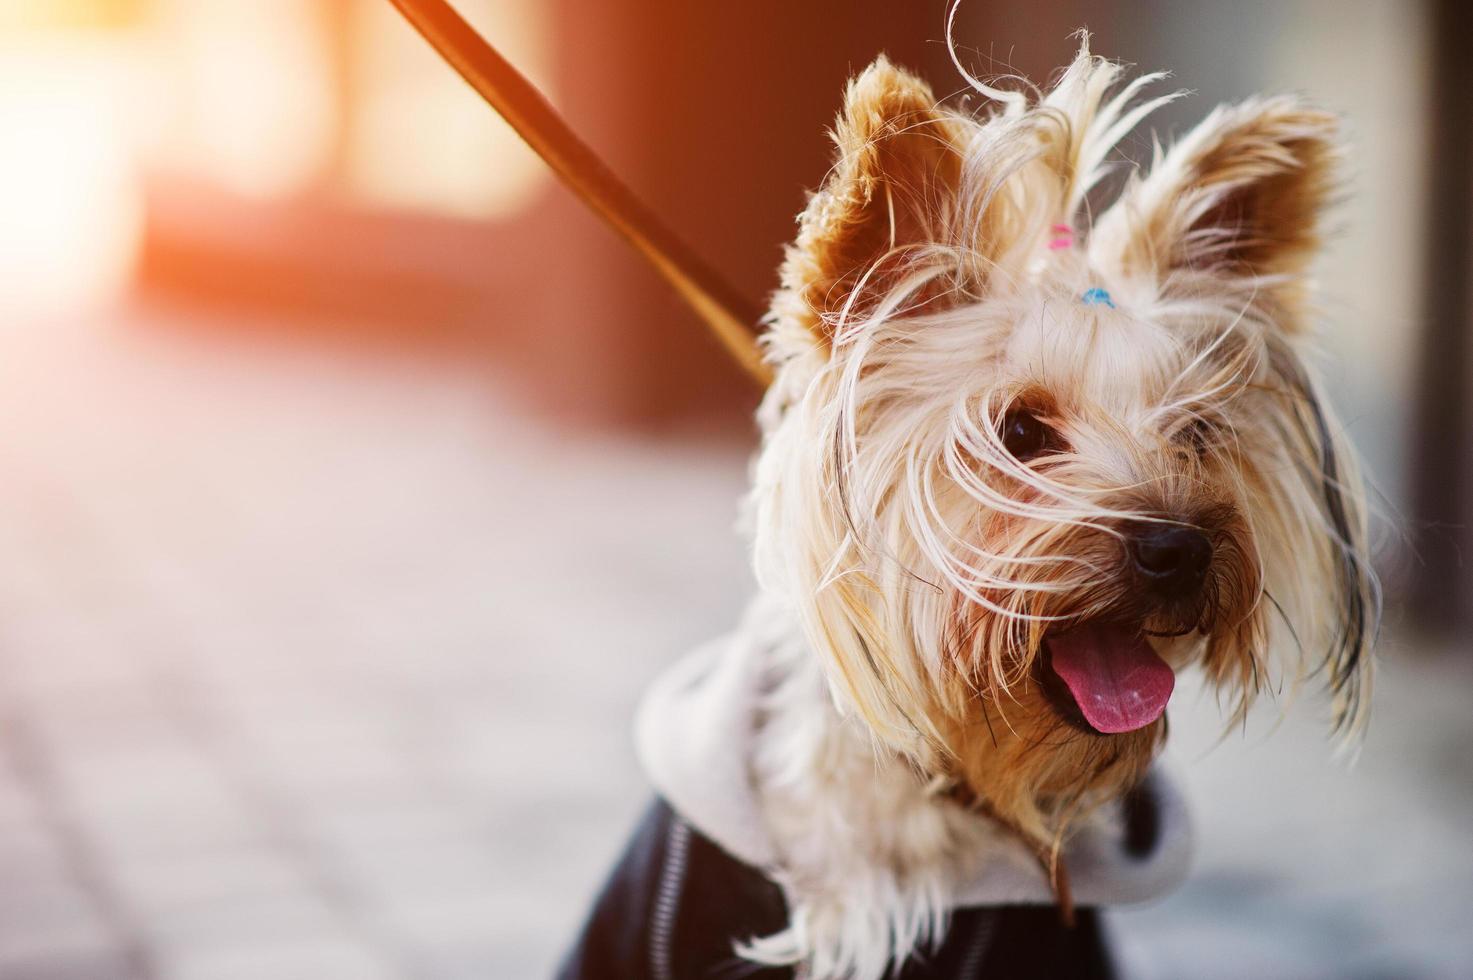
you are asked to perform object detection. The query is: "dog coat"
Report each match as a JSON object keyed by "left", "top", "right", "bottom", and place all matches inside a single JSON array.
[{"left": 559, "top": 630, "right": 1193, "bottom": 978}]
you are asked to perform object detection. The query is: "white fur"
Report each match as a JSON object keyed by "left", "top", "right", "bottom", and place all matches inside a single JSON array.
[{"left": 713, "top": 35, "right": 1375, "bottom": 980}]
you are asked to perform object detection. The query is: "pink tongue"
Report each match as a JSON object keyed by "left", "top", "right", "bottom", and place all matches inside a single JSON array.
[{"left": 1047, "top": 624, "right": 1175, "bottom": 734}]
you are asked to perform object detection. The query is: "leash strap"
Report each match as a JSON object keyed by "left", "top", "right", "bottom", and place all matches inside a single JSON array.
[{"left": 386, "top": 0, "right": 772, "bottom": 386}]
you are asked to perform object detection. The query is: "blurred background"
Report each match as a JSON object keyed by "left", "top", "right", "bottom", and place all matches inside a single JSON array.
[{"left": 0, "top": 0, "right": 1468, "bottom": 977}]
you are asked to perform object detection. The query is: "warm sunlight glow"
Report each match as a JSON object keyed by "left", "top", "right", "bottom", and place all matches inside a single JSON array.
[
  {"left": 345, "top": 0, "right": 551, "bottom": 219},
  {"left": 0, "top": 43, "right": 143, "bottom": 317},
  {"left": 154, "top": 0, "right": 334, "bottom": 199}
]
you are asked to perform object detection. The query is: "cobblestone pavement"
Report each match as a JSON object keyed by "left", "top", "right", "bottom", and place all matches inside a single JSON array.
[{"left": 0, "top": 308, "right": 1466, "bottom": 979}]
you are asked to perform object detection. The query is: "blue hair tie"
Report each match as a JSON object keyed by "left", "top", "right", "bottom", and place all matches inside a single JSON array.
[{"left": 1081, "top": 287, "right": 1115, "bottom": 309}]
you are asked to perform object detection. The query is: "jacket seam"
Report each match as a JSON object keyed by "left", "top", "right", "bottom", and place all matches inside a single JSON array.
[
  {"left": 957, "top": 911, "right": 997, "bottom": 980},
  {"left": 649, "top": 815, "right": 692, "bottom": 980}
]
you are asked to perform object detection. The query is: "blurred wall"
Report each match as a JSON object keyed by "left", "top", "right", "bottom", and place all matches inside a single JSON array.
[
  {"left": 129, "top": 2, "right": 1437, "bottom": 451},
  {"left": 135, "top": 0, "right": 968, "bottom": 428},
  {"left": 11, "top": 1, "right": 1455, "bottom": 619}
]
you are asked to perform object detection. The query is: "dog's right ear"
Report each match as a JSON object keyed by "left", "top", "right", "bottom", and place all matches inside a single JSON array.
[{"left": 779, "top": 58, "right": 965, "bottom": 343}]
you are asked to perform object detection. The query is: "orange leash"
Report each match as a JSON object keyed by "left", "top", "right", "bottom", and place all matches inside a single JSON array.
[{"left": 386, "top": 0, "right": 772, "bottom": 386}]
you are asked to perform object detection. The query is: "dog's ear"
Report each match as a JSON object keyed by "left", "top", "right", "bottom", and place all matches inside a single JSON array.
[
  {"left": 779, "top": 57, "right": 965, "bottom": 342},
  {"left": 1090, "top": 97, "right": 1340, "bottom": 323}
]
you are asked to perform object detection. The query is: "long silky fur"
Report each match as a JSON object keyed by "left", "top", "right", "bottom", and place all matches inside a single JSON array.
[{"left": 739, "top": 32, "right": 1377, "bottom": 979}]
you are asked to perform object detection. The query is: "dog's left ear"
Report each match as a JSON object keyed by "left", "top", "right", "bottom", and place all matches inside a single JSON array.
[{"left": 1090, "top": 97, "right": 1340, "bottom": 322}]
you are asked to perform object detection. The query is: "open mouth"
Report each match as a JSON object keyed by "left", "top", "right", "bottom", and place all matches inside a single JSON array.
[{"left": 1040, "top": 622, "right": 1176, "bottom": 735}]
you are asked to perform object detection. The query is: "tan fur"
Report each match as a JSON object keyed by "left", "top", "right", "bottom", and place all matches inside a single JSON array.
[
  {"left": 942, "top": 692, "right": 1163, "bottom": 842},
  {"left": 773, "top": 58, "right": 966, "bottom": 347},
  {"left": 744, "top": 39, "right": 1376, "bottom": 978},
  {"left": 1090, "top": 98, "right": 1343, "bottom": 323}
]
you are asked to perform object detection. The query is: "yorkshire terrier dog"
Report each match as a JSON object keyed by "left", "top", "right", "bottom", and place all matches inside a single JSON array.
[{"left": 560, "top": 39, "right": 1375, "bottom": 980}]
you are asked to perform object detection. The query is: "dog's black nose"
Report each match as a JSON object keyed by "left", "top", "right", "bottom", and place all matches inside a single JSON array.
[{"left": 1130, "top": 525, "right": 1213, "bottom": 597}]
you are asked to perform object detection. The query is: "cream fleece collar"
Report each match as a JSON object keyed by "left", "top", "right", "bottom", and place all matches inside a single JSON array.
[{"left": 635, "top": 627, "right": 1193, "bottom": 908}]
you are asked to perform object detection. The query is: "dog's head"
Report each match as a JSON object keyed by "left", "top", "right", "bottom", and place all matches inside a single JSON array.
[{"left": 751, "top": 45, "right": 1376, "bottom": 842}]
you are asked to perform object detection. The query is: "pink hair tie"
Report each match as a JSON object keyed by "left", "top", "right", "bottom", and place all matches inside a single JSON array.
[{"left": 1048, "top": 223, "right": 1074, "bottom": 251}]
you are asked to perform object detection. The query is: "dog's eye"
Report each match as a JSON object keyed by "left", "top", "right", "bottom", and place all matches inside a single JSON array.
[
  {"left": 1000, "top": 409, "right": 1058, "bottom": 461},
  {"left": 1176, "top": 417, "right": 1216, "bottom": 455}
]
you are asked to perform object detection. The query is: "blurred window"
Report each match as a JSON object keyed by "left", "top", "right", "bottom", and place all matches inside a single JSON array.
[{"left": 140, "top": 0, "right": 552, "bottom": 216}]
